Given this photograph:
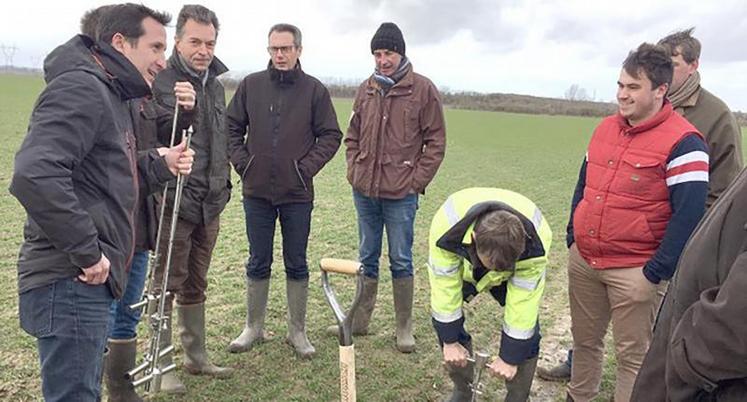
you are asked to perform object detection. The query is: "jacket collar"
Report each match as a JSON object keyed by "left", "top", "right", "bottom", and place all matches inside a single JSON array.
[
  {"left": 93, "top": 40, "right": 152, "bottom": 100},
  {"left": 43, "top": 35, "right": 150, "bottom": 101},
  {"left": 268, "top": 59, "right": 303, "bottom": 86},
  {"left": 435, "top": 201, "right": 546, "bottom": 268},
  {"left": 617, "top": 100, "right": 675, "bottom": 135}
]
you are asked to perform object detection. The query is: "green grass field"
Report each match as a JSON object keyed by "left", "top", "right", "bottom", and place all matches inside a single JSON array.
[{"left": 1, "top": 73, "right": 745, "bottom": 401}]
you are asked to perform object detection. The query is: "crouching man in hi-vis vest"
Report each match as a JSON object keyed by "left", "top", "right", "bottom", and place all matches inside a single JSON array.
[{"left": 429, "top": 188, "right": 552, "bottom": 402}]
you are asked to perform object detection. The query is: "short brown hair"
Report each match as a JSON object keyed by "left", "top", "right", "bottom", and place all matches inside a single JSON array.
[
  {"left": 473, "top": 210, "right": 527, "bottom": 271},
  {"left": 658, "top": 27, "right": 701, "bottom": 64},
  {"left": 622, "top": 43, "right": 673, "bottom": 90},
  {"left": 269, "top": 23, "right": 302, "bottom": 47}
]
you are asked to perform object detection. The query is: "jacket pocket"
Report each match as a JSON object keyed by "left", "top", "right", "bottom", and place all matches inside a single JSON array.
[
  {"left": 349, "top": 152, "right": 368, "bottom": 190},
  {"left": 380, "top": 155, "right": 416, "bottom": 196},
  {"left": 403, "top": 103, "right": 421, "bottom": 139},
  {"left": 293, "top": 160, "right": 308, "bottom": 192},
  {"left": 669, "top": 338, "right": 718, "bottom": 394},
  {"left": 612, "top": 153, "right": 667, "bottom": 199},
  {"left": 241, "top": 154, "right": 256, "bottom": 180}
]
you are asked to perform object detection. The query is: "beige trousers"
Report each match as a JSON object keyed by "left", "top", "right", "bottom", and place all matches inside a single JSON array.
[{"left": 566, "top": 244, "right": 666, "bottom": 402}]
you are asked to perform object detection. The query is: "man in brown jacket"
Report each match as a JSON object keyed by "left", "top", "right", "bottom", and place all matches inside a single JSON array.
[
  {"left": 335, "top": 22, "right": 446, "bottom": 353},
  {"left": 659, "top": 27, "right": 743, "bottom": 207},
  {"left": 631, "top": 167, "right": 747, "bottom": 402},
  {"left": 226, "top": 23, "right": 342, "bottom": 359}
]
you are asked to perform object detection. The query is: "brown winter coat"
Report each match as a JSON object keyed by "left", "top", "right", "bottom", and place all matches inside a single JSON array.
[
  {"left": 631, "top": 167, "right": 747, "bottom": 402},
  {"left": 677, "top": 87, "right": 743, "bottom": 207},
  {"left": 345, "top": 64, "right": 446, "bottom": 199}
]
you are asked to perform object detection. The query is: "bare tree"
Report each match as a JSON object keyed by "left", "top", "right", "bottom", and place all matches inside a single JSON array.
[{"left": 564, "top": 83, "right": 590, "bottom": 101}]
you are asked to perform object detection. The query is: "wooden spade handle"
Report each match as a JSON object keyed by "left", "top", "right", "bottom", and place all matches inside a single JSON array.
[
  {"left": 339, "top": 345, "right": 356, "bottom": 402},
  {"left": 320, "top": 258, "right": 361, "bottom": 276}
]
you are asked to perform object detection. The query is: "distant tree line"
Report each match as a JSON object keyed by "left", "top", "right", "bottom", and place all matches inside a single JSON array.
[
  {"left": 5, "top": 68, "right": 743, "bottom": 124},
  {"left": 220, "top": 77, "right": 617, "bottom": 118}
]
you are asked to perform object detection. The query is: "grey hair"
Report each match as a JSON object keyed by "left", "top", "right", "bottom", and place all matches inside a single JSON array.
[{"left": 176, "top": 4, "right": 220, "bottom": 38}]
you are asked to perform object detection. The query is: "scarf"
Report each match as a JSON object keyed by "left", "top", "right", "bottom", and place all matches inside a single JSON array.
[
  {"left": 175, "top": 52, "right": 209, "bottom": 88},
  {"left": 373, "top": 56, "right": 410, "bottom": 94},
  {"left": 668, "top": 70, "right": 701, "bottom": 112}
]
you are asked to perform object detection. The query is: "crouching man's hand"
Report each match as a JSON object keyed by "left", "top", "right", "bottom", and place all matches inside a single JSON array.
[
  {"left": 488, "top": 357, "right": 517, "bottom": 380},
  {"left": 443, "top": 342, "right": 470, "bottom": 368}
]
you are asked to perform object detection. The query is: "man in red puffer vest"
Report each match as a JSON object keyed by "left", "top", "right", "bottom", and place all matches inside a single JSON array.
[{"left": 564, "top": 43, "right": 709, "bottom": 402}]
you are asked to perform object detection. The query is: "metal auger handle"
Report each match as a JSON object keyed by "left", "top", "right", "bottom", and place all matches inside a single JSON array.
[
  {"left": 131, "top": 126, "right": 193, "bottom": 393},
  {"left": 467, "top": 351, "right": 491, "bottom": 401},
  {"left": 135, "top": 101, "right": 181, "bottom": 311}
]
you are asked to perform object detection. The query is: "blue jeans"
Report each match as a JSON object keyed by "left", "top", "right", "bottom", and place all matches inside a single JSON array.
[
  {"left": 108, "top": 250, "right": 148, "bottom": 339},
  {"left": 19, "top": 277, "right": 114, "bottom": 402},
  {"left": 353, "top": 190, "right": 418, "bottom": 280},
  {"left": 243, "top": 197, "right": 313, "bottom": 281}
]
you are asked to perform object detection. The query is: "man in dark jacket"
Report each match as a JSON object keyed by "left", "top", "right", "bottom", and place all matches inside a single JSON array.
[
  {"left": 10, "top": 4, "right": 193, "bottom": 402},
  {"left": 149, "top": 4, "right": 233, "bottom": 393},
  {"left": 631, "top": 168, "right": 747, "bottom": 402},
  {"left": 226, "top": 23, "right": 342, "bottom": 359},
  {"left": 78, "top": 6, "right": 197, "bottom": 402},
  {"left": 331, "top": 22, "right": 446, "bottom": 354}
]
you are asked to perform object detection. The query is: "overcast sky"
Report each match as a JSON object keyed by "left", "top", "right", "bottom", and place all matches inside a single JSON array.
[{"left": 2, "top": 0, "right": 746, "bottom": 111}]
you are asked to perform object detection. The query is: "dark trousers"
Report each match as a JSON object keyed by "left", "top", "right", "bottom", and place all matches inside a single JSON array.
[
  {"left": 154, "top": 204, "right": 220, "bottom": 306},
  {"left": 19, "top": 278, "right": 113, "bottom": 402},
  {"left": 242, "top": 197, "right": 313, "bottom": 281}
]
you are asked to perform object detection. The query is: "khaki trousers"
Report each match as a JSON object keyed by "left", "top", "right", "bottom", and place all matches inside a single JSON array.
[
  {"left": 566, "top": 244, "right": 666, "bottom": 402},
  {"left": 153, "top": 203, "right": 220, "bottom": 306}
]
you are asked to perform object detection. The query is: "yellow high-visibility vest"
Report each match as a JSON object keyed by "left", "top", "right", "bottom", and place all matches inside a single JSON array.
[{"left": 428, "top": 188, "right": 552, "bottom": 356}]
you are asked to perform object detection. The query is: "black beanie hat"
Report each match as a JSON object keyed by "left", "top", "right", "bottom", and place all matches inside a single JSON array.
[{"left": 370, "top": 22, "right": 405, "bottom": 56}]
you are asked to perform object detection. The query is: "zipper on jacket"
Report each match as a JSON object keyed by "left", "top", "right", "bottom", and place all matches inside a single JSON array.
[
  {"left": 124, "top": 129, "right": 138, "bottom": 270},
  {"left": 294, "top": 160, "right": 308, "bottom": 192}
]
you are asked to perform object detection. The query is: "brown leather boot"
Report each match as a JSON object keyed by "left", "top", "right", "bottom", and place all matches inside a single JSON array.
[{"left": 536, "top": 360, "right": 571, "bottom": 382}]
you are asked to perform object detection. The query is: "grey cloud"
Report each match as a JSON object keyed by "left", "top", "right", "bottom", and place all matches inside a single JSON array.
[{"left": 332, "top": 0, "right": 527, "bottom": 52}]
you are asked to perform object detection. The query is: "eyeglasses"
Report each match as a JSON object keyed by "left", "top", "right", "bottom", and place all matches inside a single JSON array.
[{"left": 267, "top": 45, "right": 296, "bottom": 55}]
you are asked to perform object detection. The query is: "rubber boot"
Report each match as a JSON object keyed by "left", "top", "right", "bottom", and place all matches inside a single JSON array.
[
  {"left": 445, "top": 342, "right": 474, "bottom": 402},
  {"left": 105, "top": 338, "right": 143, "bottom": 402},
  {"left": 228, "top": 278, "right": 270, "bottom": 353},
  {"left": 393, "top": 276, "right": 415, "bottom": 353},
  {"left": 326, "top": 276, "right": 379, "bottom": 337},
  {"left": 286, "top": 278, "right": 315, "bottom": 359},
  {"left": 149, "top": 295, "right": 186, "bottom": 394},
  {"left": 505, "top": 356, "right": 538, "bottom": 402},
  {"left": 177, "top": 302, "right": 234, "bottom": 378}
]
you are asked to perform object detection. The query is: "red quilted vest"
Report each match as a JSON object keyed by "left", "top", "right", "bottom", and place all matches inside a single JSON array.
[{"left": 574, "top": 102, "right": 702, "bottom": 269}]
